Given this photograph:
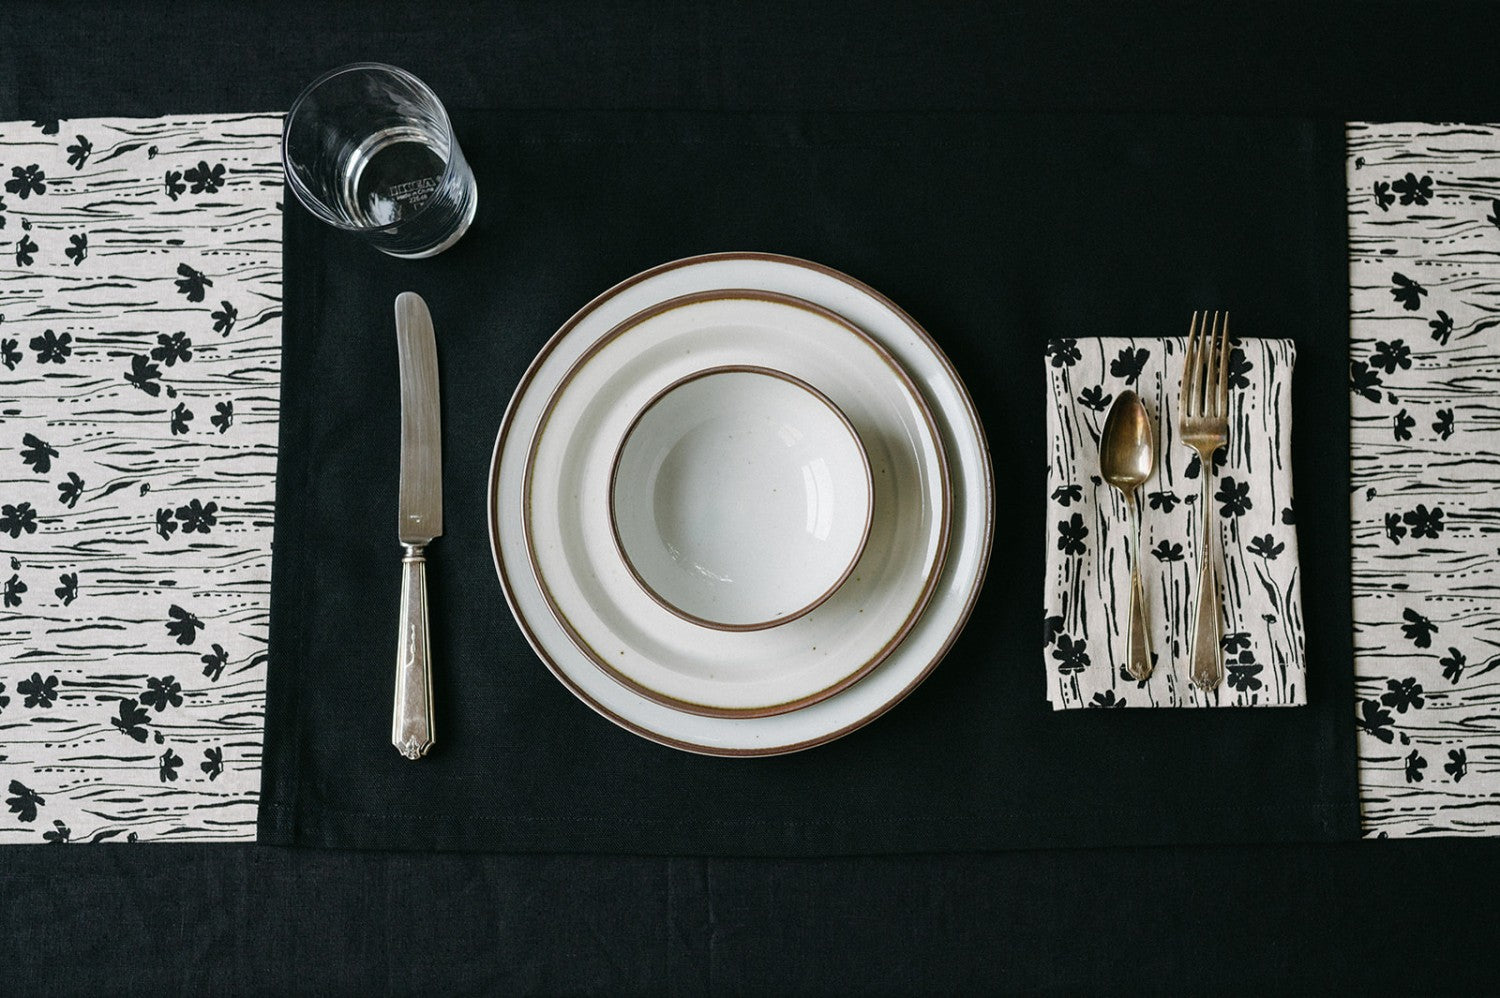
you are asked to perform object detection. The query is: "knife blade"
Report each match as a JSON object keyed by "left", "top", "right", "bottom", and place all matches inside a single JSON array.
[
  {"left": 392, "top": 291, "right": 440, "bottom": 760},
  {"left": 397, "top": 292, "right": 443, "bottom": 544}
]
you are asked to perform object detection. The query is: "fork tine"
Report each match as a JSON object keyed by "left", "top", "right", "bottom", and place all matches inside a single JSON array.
[
  {"left": 1202, "top": 310, "right": 1220, "bottom": 418},
  {"left": 1182, "top": 311, "right": 1200, "bottom": 416},
  {"left": 1217, "top": 311, "right": 1231, "bottom": 417}
]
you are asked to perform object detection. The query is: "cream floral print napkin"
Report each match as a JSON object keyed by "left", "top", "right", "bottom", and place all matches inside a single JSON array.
[{"left": 1042, "top": 337, "right": 1305, "bottom": 709}]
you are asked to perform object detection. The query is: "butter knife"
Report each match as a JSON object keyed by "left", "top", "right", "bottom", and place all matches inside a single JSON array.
[{"left": 392, "top": 291, "right": 441, "bottom": 760}]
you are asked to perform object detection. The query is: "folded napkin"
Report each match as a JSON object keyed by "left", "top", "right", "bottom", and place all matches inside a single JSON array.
[{"left": 1043, "top": 336, "right": 1304, "bottom": 708}]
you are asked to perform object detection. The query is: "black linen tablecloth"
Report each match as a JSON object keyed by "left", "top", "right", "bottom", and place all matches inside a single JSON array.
[
  {"left": 259, "top": 108, "right": 1357, "bottom": 853},
  {"left": 8, "top": 836, "right": 1500, "bottom": 995},
  {"left": 16, "top": 2, "right": 1500, "bottom": 993}
]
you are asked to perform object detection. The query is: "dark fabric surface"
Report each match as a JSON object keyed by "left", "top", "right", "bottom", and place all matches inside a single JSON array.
[
  {"left": 5, "top": 837, "right": 1500, "bottom": 995},
  {"left": 10, "top": 1, "right": 1500, "bottom": 993},
  {"left": 8, "top": 1, "right": 1500, "bottom": 122},
  {"left": 260, "top": 108, "right": 1357, "bottom": 853}
]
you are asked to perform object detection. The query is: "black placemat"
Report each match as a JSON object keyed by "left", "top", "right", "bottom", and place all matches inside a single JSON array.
[{"left": 259, "top": 109, "right": 1357, "bottom": 852}]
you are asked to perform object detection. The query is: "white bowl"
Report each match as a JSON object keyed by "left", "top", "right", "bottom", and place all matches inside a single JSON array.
[{"left": 610, "top": 365, "right": 873, "bottom": 631}]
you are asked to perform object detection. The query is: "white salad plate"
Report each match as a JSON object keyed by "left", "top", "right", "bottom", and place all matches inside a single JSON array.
[
  {"left": 524, "top": 292, "right": 948, "bottom": 716},
  {"left": 610, "top": 365, "right": 875, "bottom": 632},
  {"left": 491, "top": 253, "right": 993, "bottom": 754}
]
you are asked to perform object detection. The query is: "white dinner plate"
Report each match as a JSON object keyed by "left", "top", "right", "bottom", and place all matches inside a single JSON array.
[
  {"left": 524, "top": 293, "right": 949, "bottom": 715},
  {"left": 491, "top": 253, "right": 993, "bottom": 755}
]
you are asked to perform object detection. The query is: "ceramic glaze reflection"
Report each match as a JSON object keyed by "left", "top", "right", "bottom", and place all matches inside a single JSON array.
[{"left": 613, "top": 368, "right": 872, "bottom": 630}]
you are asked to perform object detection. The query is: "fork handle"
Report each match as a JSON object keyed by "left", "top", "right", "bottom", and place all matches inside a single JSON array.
[{"left": 1191, "top": 472, "right": 1222, "bottom": 691}]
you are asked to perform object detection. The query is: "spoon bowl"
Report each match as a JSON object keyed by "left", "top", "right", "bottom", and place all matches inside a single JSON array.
[{"left": 1100, "top": 390, "right": 1156, "bottom": 491}]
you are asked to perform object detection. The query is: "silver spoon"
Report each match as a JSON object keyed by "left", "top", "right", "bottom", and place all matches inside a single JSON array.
[{"left": 1100, "top": 389, "right": 1156, "bottom": 681}]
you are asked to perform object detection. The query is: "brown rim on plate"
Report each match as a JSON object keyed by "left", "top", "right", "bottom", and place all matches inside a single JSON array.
[
  {"left": 521, "top": 288, "right": 950, "bottom": 718},
  {"left": 608, "top": 364, "right": 876, "bottom": 633},
  {"left": 489, "top": 252, "right": 994, "bottom": 754}
]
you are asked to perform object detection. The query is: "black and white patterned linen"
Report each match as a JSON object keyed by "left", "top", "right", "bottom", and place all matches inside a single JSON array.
[
  {"left": 0, "top": 115, "right": 281, "bottom": 843},
  {"left": 1043, "top": 337, "right": 1305, "bottom": 709},
  {"left": 1348, "top": 123, "right": 1500, "bottom": 837}
]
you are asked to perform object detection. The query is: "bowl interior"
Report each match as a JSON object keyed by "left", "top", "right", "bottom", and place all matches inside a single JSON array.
[{"left": 610, "top": 367, "right": 872, "bottom": 631}]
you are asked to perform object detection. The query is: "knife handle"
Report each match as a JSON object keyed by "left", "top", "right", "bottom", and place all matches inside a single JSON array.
[{"left": 392, "top": 543, "right": 435, "bottom": 760}]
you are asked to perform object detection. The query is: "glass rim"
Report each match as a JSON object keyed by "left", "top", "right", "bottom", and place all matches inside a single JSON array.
[{"left": 281, "top": 61, "right": 462, "bottom": 234}]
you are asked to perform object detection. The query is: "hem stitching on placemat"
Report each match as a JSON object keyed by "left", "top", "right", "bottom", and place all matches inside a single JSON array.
[{"left": 259, "top": 800, "right": 1349, "bottom": 825}]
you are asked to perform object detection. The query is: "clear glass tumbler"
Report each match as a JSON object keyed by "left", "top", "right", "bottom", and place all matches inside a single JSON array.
[{"left": 283, "top": 63, "right": 477, "bottom": 258}]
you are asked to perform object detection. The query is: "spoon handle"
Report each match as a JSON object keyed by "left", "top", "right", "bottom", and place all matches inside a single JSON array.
[{"left": 1125, "top": 494, "right": 1153, "bottom": 681}]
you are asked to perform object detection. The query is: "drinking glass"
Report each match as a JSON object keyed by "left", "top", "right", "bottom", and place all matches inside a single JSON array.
[{"left": 283, "top": 63, "right": 477, "bottom": 258}]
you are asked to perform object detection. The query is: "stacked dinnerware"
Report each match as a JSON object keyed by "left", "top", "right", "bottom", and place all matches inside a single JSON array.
[{"left": 490, "top": 254, "right": 993, "bottom": 754}]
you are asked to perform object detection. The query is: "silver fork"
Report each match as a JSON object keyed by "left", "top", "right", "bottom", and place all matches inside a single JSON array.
[{"left": 1179, "top": 311, "right": 1231, "bottom": 691}]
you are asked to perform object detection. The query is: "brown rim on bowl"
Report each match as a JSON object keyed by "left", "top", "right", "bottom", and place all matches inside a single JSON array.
[
  {"left": 521, "top": 288, "right": 951, "bottom": 719},
  {"left": 491, "top": 253, "right": 993, "bottom": 752},
  {"left": 608, "top": 364, "right": 876, "bottom": 633}
]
